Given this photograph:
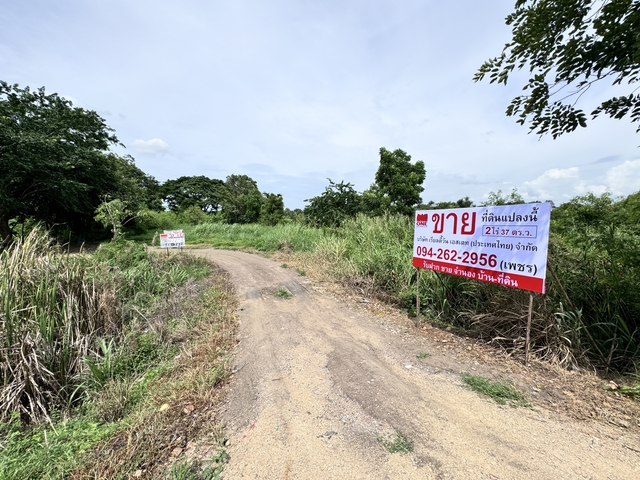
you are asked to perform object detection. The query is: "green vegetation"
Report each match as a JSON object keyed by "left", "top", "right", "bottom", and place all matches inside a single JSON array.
[
  {"left": 304, "top": 179, "right": 363, "bottom": 228},
  {"left": 475, "top": 0, "right": 640, "bottom": 137},
  {"left": 173, "top": 190, "right": 639, "bottom": 373},
  {"left": 274, "top": 288, "right": 292, "bottom": 299},
  {"left": 462, "top": 374, "right": 529, "bottom": 407},
  {"left": 0, "top": 415, "right": 118, "bottom": 480},
  {"left": 304, "top": 147, "right": 426, "bottom": 227},
  {"left": 0, "top": 81, "right": 161, "bottom": 244},
  {"left": 162, "top": 175, "right": 225, "bottom": 214},
  {"left": 378, "top": 429, "right": 414, "bottom": 454},
  {"left": 416, "top": 352, "right": 431, "bottom": 359},
  {"left": 185, "top": 222, "right": 326, "bottom": 251},
  {"left": 167, "top": 453, "right": 228, "bottom": 480},
  {"left": 0, "top": 227, "right": 235, "bottom": 479},
  {"left": 619, "top": 385, "right": 640, "bottom": 398}
]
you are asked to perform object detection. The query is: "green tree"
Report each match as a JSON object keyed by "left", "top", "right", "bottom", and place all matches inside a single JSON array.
[
  {"left": 161, "top": 175, "right": 225, "bottom": 214},
  {"left": 260, "top": 193, "right": 285, "bottom": 226},
  {"left": 117, "top": 156, "right": 163, "bottom": 212},
  {"left": 482, "top": 188, "right": 526, "bottom": 206},
  {"left": 421, "top": 196, "right": 475, "bottom": 210},
  {"left": 475, "top": 0, "right": 640, "bottom": 137},
  {"left": 0, "top": 81, "right": 145, "bottom": 243},
  {"left": 221, "top": 174, "right": 263, "bottom": 224},
  {"left": 304, "top": 179, "right": 362, "bottom": 227},
  {"left": 94, "top": 197, "right": 142, "bottom": 240},
  {"left": 368, "top": 147, "right": 426, "bottom": 216}
]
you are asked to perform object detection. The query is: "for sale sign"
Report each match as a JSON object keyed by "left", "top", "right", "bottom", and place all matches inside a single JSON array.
[
  {"left": 160, "top": 230, "right": 185, "bottom": 248},
  {"left": 413, "top": 203, "right": 551, "bottom": 294}
]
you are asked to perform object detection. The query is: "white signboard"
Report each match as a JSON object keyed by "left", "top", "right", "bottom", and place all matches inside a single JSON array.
[
  {"left": 413, "top": 203, "right": 551, "bottom": 294},
  {"left": 160, "top": 230, "right": 185, "bottom": 248}
]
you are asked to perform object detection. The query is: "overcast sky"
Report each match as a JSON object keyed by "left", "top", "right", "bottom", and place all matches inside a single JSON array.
[{"left": 3, "top": 0, "right": 639, "bottom": 209}]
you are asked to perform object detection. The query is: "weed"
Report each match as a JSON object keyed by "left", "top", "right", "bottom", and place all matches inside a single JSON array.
[
  {"left": 378, "top": 429, "right": 414, "bottom": 454},
  {"left": 0, "top": 414, "right": 117, "bottom": 480},
  {"left": 280, "top": 263, "right": 288, "bottom": 268},
  {"left": 416, "top": 352, "right": 431, "bottom": 359},
  {"left": 168, "top": 448, "right": 228, "bottom": 480},
  {"left": 619, "top": 385, "right": 640, "bottom": 397},
  {"left": 462, "top": 374, "right": 529, "bottom": 407},
  {"left": 295, "top": 267, "right": 306, "bottom": 276},
  {"left": 607, "top": 383, "right": 640, "bottom": 398},
  {"left": 274, "top": 288, "right": 292, "bottom": 299}
]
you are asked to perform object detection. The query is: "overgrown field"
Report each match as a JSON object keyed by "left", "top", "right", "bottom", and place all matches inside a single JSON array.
[
  {"left": 178, "top": 193, "right": 640, "bottom": 373},
  {"left": 0, "top": 228, "right": 236, "bottom": 479}
]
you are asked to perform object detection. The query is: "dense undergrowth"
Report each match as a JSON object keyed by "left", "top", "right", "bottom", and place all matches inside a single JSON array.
[
  {"left": 302, "top": 196, "right": 639, "bottom": 372},
  {"left": 0, "top": 228, "right": 234, "bottom": 479},
  {"left": 172, "top": 192, "right": 640, "bottom": 374}
]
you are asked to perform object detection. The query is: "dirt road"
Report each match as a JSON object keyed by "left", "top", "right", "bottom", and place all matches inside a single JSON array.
[{"left": 193, "top": 249, "right": 639, "bottom": 479}]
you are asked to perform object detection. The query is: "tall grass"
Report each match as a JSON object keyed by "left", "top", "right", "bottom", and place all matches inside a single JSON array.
[
  {"left": 0, "top": 228, "right": 211, "bottom": 424},
  {"left": 299, "top": 212, "right": 639, "bottom": 371},
  {"left": 1, "top": 229, "right": 121, "bottom": 423},
  {"left": 185, "top": 221, "right": 325, "bottom": 251}
]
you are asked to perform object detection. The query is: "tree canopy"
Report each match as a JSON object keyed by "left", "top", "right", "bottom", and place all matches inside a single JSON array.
[
  {"left": 0, "top": 81, "right": 150, "bottom": 242},
  {"left": 422, "top": 196, "right": 475, "bottom": 210},
  {"left": 260, "top": 193, "right": 285, "bottom": 226},
  {"left": 370, "top": 147, "right": 426, "bottom": 216},
  {"left": 304, "top": 179, "right": 362, "bottom": 227},
  {"left": 161, "top": 175, "right": 225, "bottom": 214},
  {"left": 474, "top": 0, "right": 640, "bottom": 137},
  {"left": 221, "top": 174, "right": 263, "bottom": 224}
]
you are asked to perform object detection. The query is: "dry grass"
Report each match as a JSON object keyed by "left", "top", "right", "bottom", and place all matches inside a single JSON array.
[
  {"left": 70, "top": 265, "right": 237, "bottom": 479},
  {"left": 1, "top": 228, "right": 122, "bottom": 423}
]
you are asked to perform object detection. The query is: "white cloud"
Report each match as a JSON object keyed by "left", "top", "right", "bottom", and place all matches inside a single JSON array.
[
  {"left": 522, "top": 167, "right": 580, "bottom": 200},
  {"left": 519, "top": 160, "right": 640, "bottom": 204},
  {"left": 131, "top": 138, "right": 169, "bottom": 155},
  {"left": 605, "top": 160, "right": 640, "bottom": 195}
]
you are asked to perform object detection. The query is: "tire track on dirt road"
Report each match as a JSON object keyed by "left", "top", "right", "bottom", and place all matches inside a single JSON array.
[{"left": 192, "top": 249, "right": 639, "bottom": 479}]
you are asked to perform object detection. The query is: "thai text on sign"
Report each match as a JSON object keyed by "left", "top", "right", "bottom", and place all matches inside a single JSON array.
[
  {"left": 413, "top": 203, "right": 551, "bottom": 294},
  {"left": 160, "top": 230, "right": 185, "bottom": 248}
]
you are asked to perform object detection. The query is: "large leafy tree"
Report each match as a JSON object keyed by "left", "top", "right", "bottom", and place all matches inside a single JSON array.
[
  {"left": 260, "top": 192, "right": 285, "bottom": 226},
  {"left": 0, "top": 81, "right": 144, "bottom": 242},
  {"left": 369, "top": 147, "right": 426, "bottom": 216},
  {"left": 304, "top": 179, "right": 362, "bottom": 227},
  {"left": 161, "top": 175, "right": 225, "bottom": 214},
  {"left": 475, "top": 0, "right": 640, "bottom": 137},
  {"left": 221, "top": 174, "right": 263, "bottom": 224}
]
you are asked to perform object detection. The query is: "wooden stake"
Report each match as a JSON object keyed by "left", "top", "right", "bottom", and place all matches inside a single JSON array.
[
  {"left": 525, "top": 293, "right": 533, "bottom": 365},
  {"left": 416, "top": 268, "right": 421, "bottom": 326}
]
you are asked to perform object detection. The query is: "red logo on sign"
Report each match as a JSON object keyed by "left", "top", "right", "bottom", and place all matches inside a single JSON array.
[{"left": 416, "top": 213, "right": 428, "bottom": 226}]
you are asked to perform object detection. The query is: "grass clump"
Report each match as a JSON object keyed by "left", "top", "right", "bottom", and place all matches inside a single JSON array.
[
  {"left": 167, "top": 449, "right": 229, "bottom": 480},
  {"left": 274, "top": 288, "right": 292, "bottom": 299},
  {"left": 378, "top": 429, "right": 414, "bottom": 454},
  {"left": 416, "top": 352, "right": 430, "bottom": 359},
  {"left": 0, "top": 413, "right": 118, "bottom": 480},
  {"left": 462, "top": 374, "right": 529, "bottom": 407}
]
